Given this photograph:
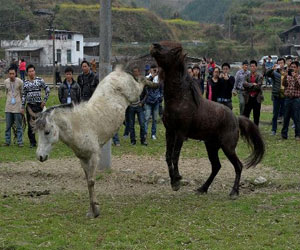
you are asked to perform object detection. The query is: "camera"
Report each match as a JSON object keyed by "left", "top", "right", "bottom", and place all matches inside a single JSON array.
[{"left": 288, "top": 69, "right": 294, "bottom": 76}]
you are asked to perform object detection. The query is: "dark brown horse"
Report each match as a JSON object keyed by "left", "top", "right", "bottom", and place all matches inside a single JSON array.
[{"left": 150, "top": 41, "right": 265, "bottom": 198}]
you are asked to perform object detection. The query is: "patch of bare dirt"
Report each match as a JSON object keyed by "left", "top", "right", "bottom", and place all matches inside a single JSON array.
[{"left": 0, "top": 155, "right": 298, "bottom": 197}]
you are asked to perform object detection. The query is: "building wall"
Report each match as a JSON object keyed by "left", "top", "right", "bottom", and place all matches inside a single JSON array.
[{"left": 1, "top": 35, "right": 84, "bottom": 66}]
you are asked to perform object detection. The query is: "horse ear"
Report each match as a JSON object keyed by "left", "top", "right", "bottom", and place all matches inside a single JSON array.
[{"left": 179, "top": 52, "right": 187, "bottom": 63}]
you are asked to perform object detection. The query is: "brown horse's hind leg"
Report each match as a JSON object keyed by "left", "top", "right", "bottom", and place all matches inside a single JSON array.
[
  {"left": 196, "top": 143, "right": 221, "bottom": 194},
  {"left": 222, "top": 149, "right": 243, "bottom": 199}
]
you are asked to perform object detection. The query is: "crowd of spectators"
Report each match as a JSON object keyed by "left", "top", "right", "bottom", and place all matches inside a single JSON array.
[{"left": 2, "top": 54, "right": 300, "bottom": 148}]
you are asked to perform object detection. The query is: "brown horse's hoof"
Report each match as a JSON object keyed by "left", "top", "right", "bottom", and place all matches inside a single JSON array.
[
  {"left": 195, "top": 187, "right": 208, "bottom": 195},
  {"left": 229, "top": 191, "right": 239, "bottom": 200},
  {"left": 171, "top": 181, "right": 181, "bottom": 191}
]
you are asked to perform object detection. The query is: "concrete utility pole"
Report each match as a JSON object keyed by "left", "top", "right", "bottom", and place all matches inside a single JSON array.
[
  {"left": 99, "top": 0, "right": 112, "bottom": 170},
  {"left": 52, "top": 24, "right": 56, "bottom": 85},
  {"left": 250, "top": 15, "right": 254, "bottom": 59}
]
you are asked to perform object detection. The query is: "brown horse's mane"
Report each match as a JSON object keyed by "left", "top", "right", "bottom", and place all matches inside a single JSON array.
[{"left": 158, "top": 41, "right": 201, "bottom": 106}]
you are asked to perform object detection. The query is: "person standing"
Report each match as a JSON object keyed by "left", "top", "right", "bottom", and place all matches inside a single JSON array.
[
  {"left": 187, "top": 66, "right": 194, "bottom": 78},
  {"left": 58, "top": 67, "right": 81, "bottom": 104},
  {"left": 206, "top": 67, "right": 221, "bottom": 102},
  {"left": 10, "top": 59, "right": 18, "bottom": 78},
  {"left": 19, "top": 59, "right": 26, "bottom": 81},
  {"left": 145, "top": 64, "right": 162, "bottom": 140},
  {"left": 242, "top": 60, "right": 264, "bottom": 126},
  {"left": 266, "top": 58, "right": 286, "bottom": 135},
  {"left": 217, "top": 63, "right": 235, "bottom": 110},
  {"left": 21, "top": 64, "right": 50, "bottom": 148},
  {"left": 3, "top": 67, "right": 24, "bottom": 147},
  {"left": 129, "top": 67, "right": 148, "bottom": 146},
  {"left": 265, "top": 56, "right": 274, "bottom": 86},
  {"left": 90, "top": 58, "right": 97, "bottom": 73},
  {"left": 77, "top": 60, "right": 99, "bottom": 102},
  {"left": 207, "top": 58, "right": 216, "bottom": 71},
  {"left": 192, "top": 64, "right": 204, "bottom": 94},
  {"left": 232, "top": 60, "right": 250, "bottom": 115},
  {"left": 200, "top": 58, "right": 207, "bottom": 82},
  {"left": 285, "top": 56, "right": 293, "bottom": 70},
  {"left": 281, "top": 61, "right": 300, "bottom": 140},
  {"left": 55, "top": 61, "right": 62, "bottom": 85}
]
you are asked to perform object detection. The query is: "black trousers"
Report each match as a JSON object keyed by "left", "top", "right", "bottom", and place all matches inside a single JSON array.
[
  {"left": 26, "top": 103, "right": 43, "bottom": 145},
  {"left": 243, "top": 96, "right": 261, "bottom": 126}
]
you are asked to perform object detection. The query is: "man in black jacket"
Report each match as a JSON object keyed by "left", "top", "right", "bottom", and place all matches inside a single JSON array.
[
  {"left": 266, "top": 58, "right": 286, "bottom": 135},
  {"left": 58, "top": 67, "right": 81, "bottom": 104},
  {"left": 77, "top": 60, "right": 99, "bottom": 101},
  {"left": 217, "top": 63, "right": 235, "bottom": 110}
]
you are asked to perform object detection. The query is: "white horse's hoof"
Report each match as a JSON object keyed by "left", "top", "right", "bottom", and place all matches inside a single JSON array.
[{"left": 86, "top": 205, "right": 100, "bottom": 218}]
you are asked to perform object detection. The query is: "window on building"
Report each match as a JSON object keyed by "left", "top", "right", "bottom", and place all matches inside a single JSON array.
[
  {"left": 76, "top": 41, "right": 80, "bottom": 51},
  {"left": 67, "top": 50, "right": 72, "bottom": 64},
  {"left": 56, "top": 49, "right": 61, "bottom": 63}
]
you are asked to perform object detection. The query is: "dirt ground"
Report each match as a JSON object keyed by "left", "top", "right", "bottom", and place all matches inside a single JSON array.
[{"left": 1, "top": 155, "right": 298, "bottom": 198}]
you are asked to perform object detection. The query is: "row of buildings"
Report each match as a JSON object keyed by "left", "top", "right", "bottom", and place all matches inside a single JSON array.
[{"left": 0, "top": 29, "right": 99, "bottom": 66}]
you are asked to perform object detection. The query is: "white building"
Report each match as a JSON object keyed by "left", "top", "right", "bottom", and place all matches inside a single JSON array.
[{"left": 1, "top": 30, "right": 84, "bottom": 66}]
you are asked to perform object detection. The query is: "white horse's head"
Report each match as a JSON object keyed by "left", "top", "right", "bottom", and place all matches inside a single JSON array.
[
  {"left": 35, "top": 110, "right": 60, "bottom": 162},
  {"left": 97, "top": 66, "right": 151, "bottom": 104}
]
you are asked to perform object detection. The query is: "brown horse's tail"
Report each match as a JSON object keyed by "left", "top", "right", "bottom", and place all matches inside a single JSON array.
[{"left": 238, "top": 116, "right": 265, "bottom": 168}]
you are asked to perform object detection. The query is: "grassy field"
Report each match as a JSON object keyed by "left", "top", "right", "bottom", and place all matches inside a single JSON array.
[{"left": 0, "top": 88, "right": 300, "bottom": 249}]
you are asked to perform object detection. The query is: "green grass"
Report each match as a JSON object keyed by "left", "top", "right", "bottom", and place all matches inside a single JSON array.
[
  {"left": 59, "top": 3, "right": 147, "bottom": 12},
  {"left": 165, "top": 19, "right": 200, "bottom": 26},
  {"left": 1, "top": 192, "right": 300, "bottom": 249}
]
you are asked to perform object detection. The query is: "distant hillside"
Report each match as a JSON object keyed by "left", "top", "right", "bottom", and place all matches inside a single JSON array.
[
  {"left": 122, "top": 0, "right": 194, "bottom": 18},
  {"left": 2, "top": 0, "right": 300, "bottom": 61},
  {"left": 181, "top": 0, "right": 233, "bottom": 24},
  {"left": 55, "top": 4, "right": 177, "bottom": 42},
  {"left": 0, "top": 1, "right": 177, "bottom": 42}
]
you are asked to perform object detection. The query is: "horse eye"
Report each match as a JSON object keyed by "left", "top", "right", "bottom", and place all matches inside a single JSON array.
[{"left": 45, "top": 131, "right": 50, "bottom": 135}]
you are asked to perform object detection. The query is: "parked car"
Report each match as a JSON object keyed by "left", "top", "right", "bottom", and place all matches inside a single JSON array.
[
  {"left": 283, "top": 55, "right": 298, "bottom": 60},
  {"left": 259, "top": 55, "right": 278, "bottom": 66}
]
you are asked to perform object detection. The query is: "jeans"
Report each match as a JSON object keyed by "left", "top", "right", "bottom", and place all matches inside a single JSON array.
[
  {"left": 144, "top": 102, "right": 159, "bottom": 137},
  {"left": 159, "top": 102, "right": 163, "bottom": 118},
  {"left": 238, "top": 90, "right": 245, "bottom": 115},
  {"left": 5, "top": 112, "right": 23, "bottom": 145},
  {"left": 243, "top": 96, "right": 261, "bottom": 126},
  {"left": 26, "top": 103, "right": 43, "bottom": 146},
  {"left": 20, "top": 71, "right": 25, "bottom": 81},
  {"left": 128, "top": 105, "right": 146, "bottom": 144},
  {"left": 123, "top": 107, "right": 130, "bottom": 136},
  {"left": 265, "top": 77, "right": 273, "bottom": 86},
  {"left": 113, "top": 133, "right": 120, "bottom": 145},
  {"left": 281, "top": 98, "right": 300, "bottom": 138},
  {"left": 272, "top": 96, "right": 285, "bottom": 133}
]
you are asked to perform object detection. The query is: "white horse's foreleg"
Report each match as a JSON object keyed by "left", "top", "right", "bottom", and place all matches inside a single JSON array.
[{"left": 80, "top": 156, "right": 100, "bottom": 218}]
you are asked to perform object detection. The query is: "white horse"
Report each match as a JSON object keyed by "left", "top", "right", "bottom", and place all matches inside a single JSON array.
[{"left": 35, "top": 67, "right": 151, "bottom": 218}]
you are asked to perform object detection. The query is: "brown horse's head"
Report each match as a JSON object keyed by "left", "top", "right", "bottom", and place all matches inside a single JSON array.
[{"left": 150, "top": 41, "right": 186, "bottom": 72}]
